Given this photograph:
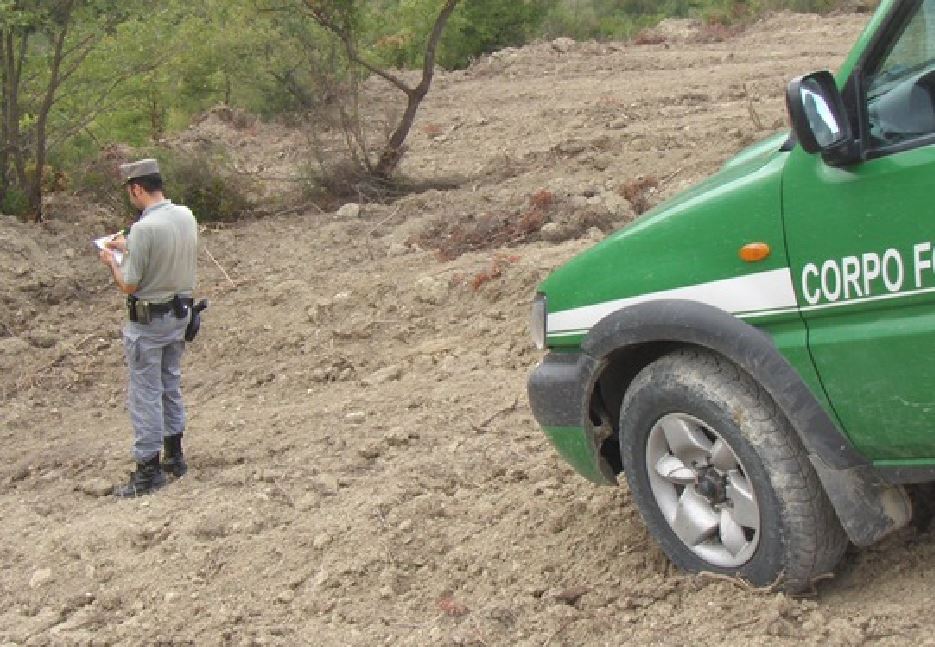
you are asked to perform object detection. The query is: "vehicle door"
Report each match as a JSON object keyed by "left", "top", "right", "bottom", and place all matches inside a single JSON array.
[{"left": 783, "top": 0, "right": 935, "bottom": 461}]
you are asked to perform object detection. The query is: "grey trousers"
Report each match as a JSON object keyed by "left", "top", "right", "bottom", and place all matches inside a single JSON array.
[{"left": 122, "top": 312, "right": 189, "bottom": 462}]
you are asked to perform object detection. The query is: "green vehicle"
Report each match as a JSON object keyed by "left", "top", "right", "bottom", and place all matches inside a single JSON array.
[{"left": 527, "top": 0, "right": 935, "bottom": 591}]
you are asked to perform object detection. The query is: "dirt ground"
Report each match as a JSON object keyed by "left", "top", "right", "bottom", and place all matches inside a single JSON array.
[{"left": 3, "top": 10, "right": 933, "bottom": 646}]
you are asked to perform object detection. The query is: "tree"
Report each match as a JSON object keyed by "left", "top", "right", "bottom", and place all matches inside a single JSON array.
[
  {"left": 303, "top": 0, "right": 460, "bottom": 179},
  {"left": 0, "top": 0, "right": 145, "bottom": 220}
]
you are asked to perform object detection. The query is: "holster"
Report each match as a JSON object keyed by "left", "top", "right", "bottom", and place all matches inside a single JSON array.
[{"left": 185, "top": 299, "right": 209, "bottom": 342}]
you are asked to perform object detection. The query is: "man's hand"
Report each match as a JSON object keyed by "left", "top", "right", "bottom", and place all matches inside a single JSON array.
[
  {"left": 99, "top": 248, "right": 138, "bottom": 295},
  {"left": 106, "top": 234, "right": 127, "bottom": 254},
  {"left": 99, "top": 248, "right": 116, "bottom": 266}
]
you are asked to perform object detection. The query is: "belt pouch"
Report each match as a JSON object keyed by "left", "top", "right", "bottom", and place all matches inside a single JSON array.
[
  {"left": 135, "top": 300, "right": 152, "bottom": 324},
  {"left": 171, "top": 295, "right": 188, "bottom": 318}
]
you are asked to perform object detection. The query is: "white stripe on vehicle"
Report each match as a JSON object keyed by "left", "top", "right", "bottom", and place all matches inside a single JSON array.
[
  {"left": 799, "top": 283, "right": 935, "bottom": 313},
  {"left": 547, "top": 268, "right": 798, "bottom": 334}
]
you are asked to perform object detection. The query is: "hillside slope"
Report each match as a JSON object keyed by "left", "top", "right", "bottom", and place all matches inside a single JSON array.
[{"left": 1, "top": 12, "right": 926, "bottom": 646}]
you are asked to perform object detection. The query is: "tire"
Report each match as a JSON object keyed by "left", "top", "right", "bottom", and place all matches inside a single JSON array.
[{"left": 619, "top": 348, "right": 847, "bottom": 591}]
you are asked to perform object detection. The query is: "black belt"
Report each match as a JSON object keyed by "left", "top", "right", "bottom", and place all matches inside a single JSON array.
[
  {"left": 127, "top": 296, "right": 194, "bottom": 320},
  {"left": 148, "top": 298, "right": 193, "bottom": 315}
]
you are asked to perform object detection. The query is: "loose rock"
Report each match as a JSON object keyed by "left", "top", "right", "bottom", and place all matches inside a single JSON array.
[
  {"left": 361, "top": 365, "right": 402, "bottom": 386},
  {"left": 337, "top": 203, "right": 361, "bottom": 219},
  {"left": 414, "top": 276, "right": 448, "bottom": 305},
  {"left": 29, "top": 568, "right": 53, "bottom": 589},
  {"left": 551, "top": 37, "right": 575, "bottom": 53},
  {"left": 79, "top": 478, "right": 113, "bottom": 497},
  {"left": 345, "top": 411, "right": 366, "bottom": 425}
]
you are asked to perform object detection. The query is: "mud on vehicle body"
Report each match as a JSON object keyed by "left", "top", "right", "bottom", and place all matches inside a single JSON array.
[{"left": 527, "top": 0, "right": 935, "bottom": 591}]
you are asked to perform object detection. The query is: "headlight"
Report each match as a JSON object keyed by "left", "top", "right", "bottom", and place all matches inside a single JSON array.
[{"left": 529, "top": 293, "right": 547, "bottom": 350}]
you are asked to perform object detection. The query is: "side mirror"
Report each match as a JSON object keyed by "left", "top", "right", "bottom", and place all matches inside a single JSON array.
[{"left": 786, "top": 70, "right": 859, "bottom": 166}]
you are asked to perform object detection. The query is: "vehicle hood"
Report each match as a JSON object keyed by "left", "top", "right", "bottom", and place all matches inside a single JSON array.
[
  {"left": 650, "top": 131, "right": 789, "bottom": 215},
  {"left": 722, "top": 131, "right": 790, "bottom": 170},
  {"left": 539, "top": 136, "right": 791, "bottom": 345}
]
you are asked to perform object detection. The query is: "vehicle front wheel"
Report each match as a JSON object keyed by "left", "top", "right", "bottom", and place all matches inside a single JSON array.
[{"left": 619, "top": 349, "right": 847, "bottom": 591}]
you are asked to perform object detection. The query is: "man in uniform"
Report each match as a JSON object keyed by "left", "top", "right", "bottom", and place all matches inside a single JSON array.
[{"left": 98, "top": 158, "right": 198, "bottom": 497}]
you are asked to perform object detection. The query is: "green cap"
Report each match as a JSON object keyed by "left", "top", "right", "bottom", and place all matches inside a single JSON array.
[{"left": 119, "top": 158, "right": 160, "bottom": 183}]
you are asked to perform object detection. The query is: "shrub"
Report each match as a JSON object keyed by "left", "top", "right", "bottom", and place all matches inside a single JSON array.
[
  {"left": 0, "top": 187, "right": 30, "bottom": 218},
  {"left": 75, "top": 145, "right": 255, "bottom": 223},
  {"left": 413, "top": 189, "right": 553, "bottom": 261},
  {"left": 619, "top": 176, "right": 659, "bottom": 215},
  {"left": 157, "top": 149, "right": 255, "bottom": 223}
]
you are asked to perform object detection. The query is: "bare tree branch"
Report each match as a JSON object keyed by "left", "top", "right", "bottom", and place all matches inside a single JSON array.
[
  {"left": 302, "top": 0, "right": 461, "bottom": 179},
  {"left": 377, "top": 0, "right": 459, "bottom": 177}
]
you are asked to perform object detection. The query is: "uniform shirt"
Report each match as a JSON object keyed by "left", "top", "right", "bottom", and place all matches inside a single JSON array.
[{"left": 122, "top": 199, "right": 198, "bottom": 303}]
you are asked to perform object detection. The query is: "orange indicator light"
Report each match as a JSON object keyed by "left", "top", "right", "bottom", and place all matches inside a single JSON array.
[{"left": 739, "top": 242, "right": 771, "bottom": 263}]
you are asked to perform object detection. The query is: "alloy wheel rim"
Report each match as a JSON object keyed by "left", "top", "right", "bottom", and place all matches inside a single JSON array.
[{"left": 645, "top": 413, "right": 760, "bottom": 568}]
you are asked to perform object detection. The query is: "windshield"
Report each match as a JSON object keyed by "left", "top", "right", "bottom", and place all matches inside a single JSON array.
[{"left": 866, "top": 0, "right": 935, "bottom": 146}]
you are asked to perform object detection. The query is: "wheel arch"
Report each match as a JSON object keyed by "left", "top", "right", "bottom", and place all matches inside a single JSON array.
[{"left": 583, "top": 299, "right": 865, "bottom": 470}]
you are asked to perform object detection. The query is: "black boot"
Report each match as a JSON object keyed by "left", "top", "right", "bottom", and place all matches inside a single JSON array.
[
  {"left": 162, "top": 433, "right": 188, "bottom": 478},
  {"left": 113, "top": 455, "right": 166, "bottom": 498}
]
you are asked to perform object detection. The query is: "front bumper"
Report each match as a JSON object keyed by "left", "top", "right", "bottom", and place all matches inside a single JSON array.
[{"left": 527, "top": 351, "right": 617, "bottom": 485}]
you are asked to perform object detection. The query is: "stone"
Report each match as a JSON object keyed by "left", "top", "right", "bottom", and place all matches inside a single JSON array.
[
  {"left": 307, "top": 301, "right": 330, "bottom": 325},
  {"left": 539, "top": 223, "right": 565, "bottom": 243},
  {"left": 414, "top": 276, "right": 448, "bottom": 305},
  {"left": 553, "top": 586, "right": 589, "bottom": 606},
  {"left": 314, "top": 475, "right": 340, "bottom": 495},
  {"left": 28, "top": 334, "right": 56, "bottom": 349},
  {"left": 313, "top": 533, "right": 333, "bottom": 550},
  {"left": 345, "top": 411, "right": 366, "bottom": 425},
  {"left": 590, "top": 155, "right": 614, "bottom": 171},
  {"left": 557, "top": 140, "right": 586, "bottom": 156},
  {"left": 258, "top": 470, "right": 285, "bottom": 483},
  {"left": 383, "top": 429, "right": 410, "bottom": 447},
  {"left": 387, "top": 242, "right": 409, "bottom": 257},
  {"left": 79, "top": 478, "right": 113, "bottom": 497},
  {"left": 551, "top": 37, "right": 575, "bottom": 53},
  {"left": 358, "top": 445, "right": 382, "bottom": 460},
  {"left": 362, "top": 365, "right": 402, "bottom": 386},
  {"left": 602, "top": 193, "right": 630, "bottom": 218},
  {"left": 29, "top": 568, "right": 53, "bottom": 589},
  {"left": 337, "top": 203, "right": 361, "bottom": 219}
]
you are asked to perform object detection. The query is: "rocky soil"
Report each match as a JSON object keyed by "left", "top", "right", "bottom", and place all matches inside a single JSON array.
[{"left": 2, "top": 11, "right": 932, "bottom": 647}]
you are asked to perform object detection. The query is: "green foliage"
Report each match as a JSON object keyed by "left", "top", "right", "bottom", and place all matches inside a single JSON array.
[
  {"left": 439, "top": 0, "right": 551, "bottom": 69},
  {"left": 363, "top": 1, "right": 551, "bottom": 70},
  {"left": 0, "top": 0, "right": 870, "bottom": 220},
  {"left": 1, "top": 187, "right": 30, "bottom": 218}
]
